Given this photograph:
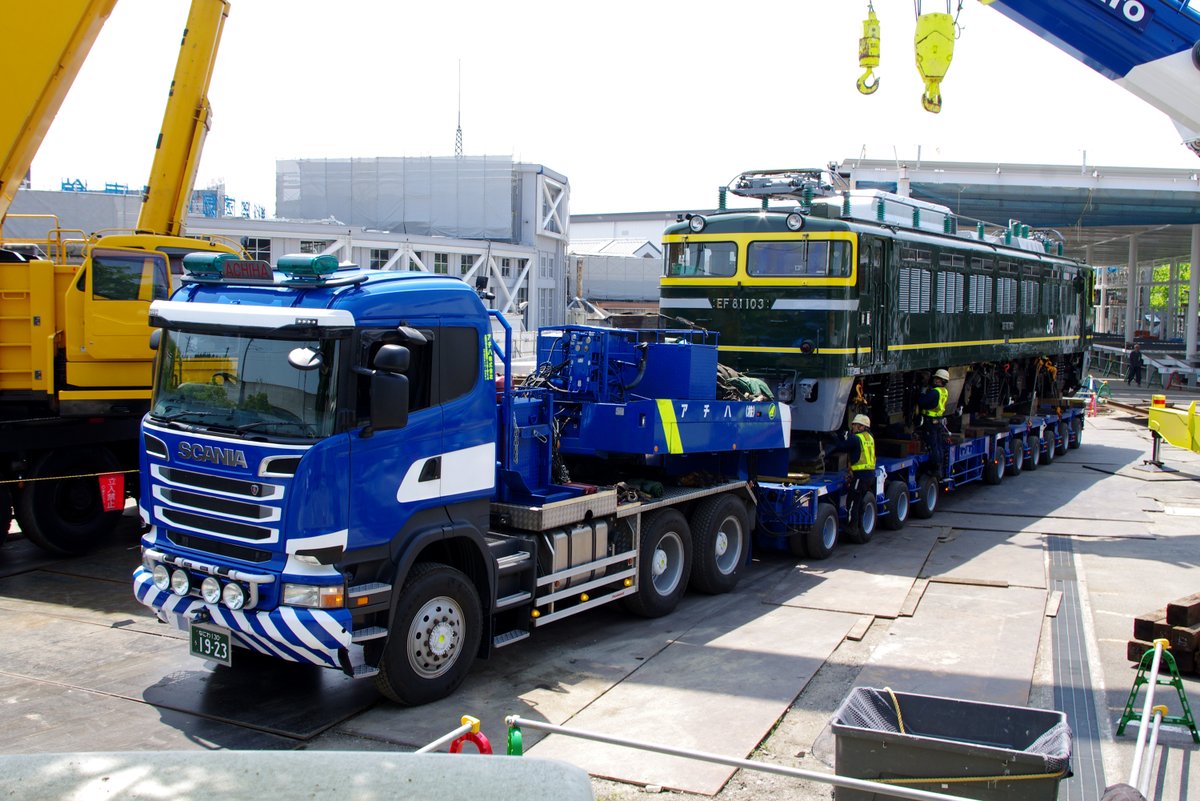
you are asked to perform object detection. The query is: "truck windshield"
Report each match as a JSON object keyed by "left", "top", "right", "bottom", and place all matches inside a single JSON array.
[{"left": 149, "top": 330, "right": 339, "bottom": 439}]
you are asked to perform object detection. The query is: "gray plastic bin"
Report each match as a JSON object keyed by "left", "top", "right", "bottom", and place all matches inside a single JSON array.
[{"left": 830, "top": 687, "right": 1072, "bottom": 801}]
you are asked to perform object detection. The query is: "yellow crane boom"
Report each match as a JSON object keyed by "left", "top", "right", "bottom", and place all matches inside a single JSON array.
[{"left": 0, "top": 0, "right": 118, "bottom": 224}]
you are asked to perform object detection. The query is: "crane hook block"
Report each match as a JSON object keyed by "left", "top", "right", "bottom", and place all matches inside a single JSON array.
[
  {"left": 914, "top": 12, "right": 954, "bottom": 113},
  {"left": 857, "top": 8, "right": 881, "bottom": 95}
]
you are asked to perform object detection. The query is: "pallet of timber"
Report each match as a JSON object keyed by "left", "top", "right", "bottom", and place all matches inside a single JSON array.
[
  {"left": 1127, "top": 639, "right": 1197, "bottom": 674},
  {"left": 1134, "top": 609, "right": 1167, "bottom": 641},
  {"left": 1167, "top": 592, "right": 1200, "bottom": 627}
]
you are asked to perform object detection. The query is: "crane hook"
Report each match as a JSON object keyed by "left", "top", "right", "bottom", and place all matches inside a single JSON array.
[
  {"left": 914, "top": 11, "right": 955, "bottom": 113},
  {"left": 857, "top": 5, "right": 881, "bottom": 95}
]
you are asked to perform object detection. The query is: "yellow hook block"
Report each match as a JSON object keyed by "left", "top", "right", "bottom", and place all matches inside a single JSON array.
[
  {"left": 914, "top": 12, "right": 954, "bottom": 113},
  {"left": 857, "top": 8, "right": 881, "bottom": 95}
]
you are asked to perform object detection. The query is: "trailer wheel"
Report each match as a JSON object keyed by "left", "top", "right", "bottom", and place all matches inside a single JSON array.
[
  {"left": 1069, "top": 417, "right": 1083, "bottom": 449},
  {"left": 882, "top": 481, "right": 909, "bottom": 531},
  {"left": 689, "top": 494, "right": 748, "bottom": 595},
  {"left": 1054, "top": 421, "right": 1069, "bottom": 456},
  {"left": 16, "top": 448, "right": 124, "bottom": 556},
  {"left": 1024, "top": 435, "right": 1041, "bottom": 471},
  {"left": 845, "top": 491, "right": 878, "bottom": 544},
  {"left": 910, "top": 474, "right": 939, "bottom": 519},
  {"left": 1041, "top": 433, "right": 1056, "bottom": 465},
  {"left": 623, "top": 509, "right": 692, "bottom": 618},
  {"left": 1008, "top": 442, "right": 1025, "bottom": 476},
  {"left": 374, "top": 562, "right": 482, "bottom": 706},
  {"left": 982, "top": 453, "right": 1005, "bottom": 485},
  {"left": 803, "top": 502, "right": 839, "bottom": 560}
]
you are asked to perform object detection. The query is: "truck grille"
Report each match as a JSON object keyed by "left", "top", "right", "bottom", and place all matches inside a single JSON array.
[{"left": 151, "top": 463, "right": 283, "bottom": 545}]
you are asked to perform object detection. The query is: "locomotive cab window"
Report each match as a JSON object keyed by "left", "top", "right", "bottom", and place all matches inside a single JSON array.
[
  {"left": 747, "top": 240, "right": 851, "bottom": 278},
  {"left": 665, "top": 241, "right": 736, "bottom": 277}
]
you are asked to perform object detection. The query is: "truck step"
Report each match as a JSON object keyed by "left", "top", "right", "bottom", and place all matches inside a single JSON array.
[
  {"left": 495, "top": 590, "right": 532, "bottom": 610},
  {"left": 351, "top": 626, "right": 387, "bottom": 643},
  {"left": 347, "top": 581, "right": 391, "bottom": 601},
  {"left": 351, "top": 663, "right": 380, "bottom": 679},
  {"left": 493, "top": 629, "right": 530, "bottom": 648},
  {"left": 496, "top": 550, "right": 532, "bottom": 572}
]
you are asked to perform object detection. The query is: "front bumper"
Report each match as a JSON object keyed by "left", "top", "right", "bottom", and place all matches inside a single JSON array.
[{"left": 133, "top": 566, "right": 354, "bottom": 670}]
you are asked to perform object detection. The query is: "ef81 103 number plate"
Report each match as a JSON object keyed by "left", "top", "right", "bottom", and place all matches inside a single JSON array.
[{"left": 189, "top": 621, "right": 232, "bottom": 666}]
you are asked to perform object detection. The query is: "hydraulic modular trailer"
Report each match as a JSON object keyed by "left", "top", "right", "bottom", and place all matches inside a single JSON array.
[
  {"left": 132, "top": 253, "right": 794, "bottom": 705},
  {"left": 756, "top": 403, "right": 1087, "bottom": 559}
]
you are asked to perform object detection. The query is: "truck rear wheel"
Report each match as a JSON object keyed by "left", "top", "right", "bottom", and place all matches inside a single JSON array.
[
  {"left": 803, "top": 502, "right": 839, "bottom": 560},
  {"left": 623, "top": 509, "right": 692, "bottom": 618},
  {"left": 1054, "top": 421, "right": 1069, "bottom": 456},
  {"left": 983, "top": 454, "right": 1005, "bottom": 485},
  {"left": 16, "top": 448, "right": 124, "bottom": 555},
  {"left": 689, "top": 494, "right": 748, "bottom": 595},
  {"left": 1024, "top": 436, "right": 1041, "bottom": 471},
  {"left": 845, "top": 490, "right": 877, "bottom": 544},
  {"left": 374, "top": 562, "right": 482, "bottom": 706},
  {"left": 1008, "top": 442, "right": 1025, "bottom": 476}
]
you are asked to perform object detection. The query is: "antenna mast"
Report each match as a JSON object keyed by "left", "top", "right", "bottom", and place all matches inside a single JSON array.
[{"left": 455, "top": 60, "right": 463, "bottom": 158}]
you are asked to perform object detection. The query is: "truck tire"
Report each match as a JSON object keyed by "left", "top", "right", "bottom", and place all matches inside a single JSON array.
[
  {"left": 882, "top": 481, "right": 908, "bottom": 531},
  {"left": 1054, "top": 421, "right": 1069, "bottom": 456},
  {"left": 1069, "top": 417, "right": 1083, "bottom": 449},
  {"left": 16, "top": 447, "right": 124, "bottom": 556},
  {"left": 910, "top": 474, "right": 939, "bottom": 519},
  {"left": 1041, "top": 433, "right": 1056, "bottom": 465},
  {"left": 623, "top": 509, "right": 692, "bottom": 618},
  {"left": 374, "top": 562, "right": 482, "bottom": 706},
  {"left": 982, "top": 454, "right": 1005, "bottom": 485},
  {"left": 803, "top": 502, "right": 839, "bottom": 560},
  {"left": 689, "top": 494, "right": 748, "bottom": 595},
  {"left": 1024, "top": 435, "right": 1041, "bottom": 471},
  {"left": 845, "top": 490, "right": 878, "bottom": 544},
  {"left": 1008, "top": 442, "right": 1025, "bottom": 476}
]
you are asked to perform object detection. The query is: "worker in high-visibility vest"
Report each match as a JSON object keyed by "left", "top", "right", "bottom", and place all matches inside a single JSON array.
[
  {"left": 918, "top": 368, "right": 951, "bottom": 478},
  {"left": 831, "top": 413, "right": 876, "bottom": 537}
]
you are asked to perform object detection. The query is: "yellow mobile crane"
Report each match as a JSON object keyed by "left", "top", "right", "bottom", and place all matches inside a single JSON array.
[{"left": 0, "top": 0, "right": 241, "bottom": 554}]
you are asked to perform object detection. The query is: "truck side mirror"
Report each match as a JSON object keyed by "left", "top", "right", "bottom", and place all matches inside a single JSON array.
[
  {"left": 149, "top": 329, "right": 162, "bottom": 351},
  {"left": 373, "top": 344, "right": 410, "bottom": 373},
  {"left": 370, "top": 372, "right": 410, "bottom": 430}
]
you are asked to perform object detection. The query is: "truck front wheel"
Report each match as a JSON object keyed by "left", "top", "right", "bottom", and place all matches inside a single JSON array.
[
  {"left": 689, "top": 494, "right": 748, "bottom": 595},
  {"left": 374, "top": 562, "right": 482, "bottom": 706},
  {"left": 623, "top": 509, "right": 692, "bottom": 618},
  {"left": 16, "top": 447, "right": 124, "bottom": 555}
]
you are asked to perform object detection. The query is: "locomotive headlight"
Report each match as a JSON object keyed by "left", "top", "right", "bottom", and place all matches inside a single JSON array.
[
  {"left": 799, "top": 339, "right": 815, "bottom": 354},
  {"left": 151, "top": 564, "right": 171, "bottom": 590},
  {"left": 200, "top": 577, "right": 222, "bottom": 604},
  {"left": 222, "top": 583, "right": 246, "bottom": 610},
  {"left": 785, "top": 212, "right": 805, "bottom": 231},
  {"left": 169, "top": 569, "right": 191, "bottom": 596},
  {"left": 688, "top": 215, "right": 706, "bottom": 233}
]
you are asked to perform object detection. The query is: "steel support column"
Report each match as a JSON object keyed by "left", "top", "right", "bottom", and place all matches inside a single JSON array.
[
  {"left": 1188, "top": 225, "right": 1199, "bottom": 361},
  {"left": 1125, "top": 236, "right": 1139, "bottom": 343}
]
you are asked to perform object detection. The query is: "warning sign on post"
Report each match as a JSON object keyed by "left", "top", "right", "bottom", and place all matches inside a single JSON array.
[{"left": 98, "top": 473, "right": 124, "bottom": 512}]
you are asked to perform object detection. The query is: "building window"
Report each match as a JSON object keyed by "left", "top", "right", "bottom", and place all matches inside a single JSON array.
[
  {"left": 460, "top": 254, "right": 475, "bottom": 275},
  {"left": 243, "top": 237, "right": 270, "bottom": 262},
  {"left": 433, "top": 253, "right": 449, "bottom": 274},
  {"left": 370, "top": 249, "right": 394, "bottom": 270},
  {"left": 300, "top": 240, "right": 331, "bottom": 254},
  {"left": 501, "top": 258, "right": 512, "bottom": 277}
]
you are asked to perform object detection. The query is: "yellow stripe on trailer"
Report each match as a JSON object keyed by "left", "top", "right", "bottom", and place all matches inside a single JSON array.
[{"left": 656, "top": 399, "right": 684, "bottom": 455}]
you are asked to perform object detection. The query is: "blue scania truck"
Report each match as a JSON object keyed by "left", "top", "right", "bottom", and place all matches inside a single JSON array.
[
  {"left": 131, "top": 252, "right": 1084, "bottom": 705},
  {"left": 132, "top": 253, "right": 797, "bottom": 705}
]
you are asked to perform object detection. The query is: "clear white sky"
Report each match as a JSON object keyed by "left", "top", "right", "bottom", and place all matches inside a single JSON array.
[{"left": 29, "top": 0, "right": 1199, "bottom": 217}]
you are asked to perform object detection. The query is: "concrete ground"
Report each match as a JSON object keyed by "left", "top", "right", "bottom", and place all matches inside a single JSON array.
[{"left": 1, "top": 395, "right": 1198, "bottom": 801}]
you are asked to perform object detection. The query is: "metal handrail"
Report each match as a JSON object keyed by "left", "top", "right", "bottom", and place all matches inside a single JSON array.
[
  {"left": 1137, "top": 705, "right": 1168, "bottom": 798},
  {"left": 505, "top": 715, "right": 981, "bottom": 801},
  {"left": 1128, "top": 639, "right": 1168, "bottom": 787}
]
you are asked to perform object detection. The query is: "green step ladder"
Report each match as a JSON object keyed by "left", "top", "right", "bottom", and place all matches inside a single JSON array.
[{"left": 1117, "top": 640, "right": 1200, "bottom": 743}]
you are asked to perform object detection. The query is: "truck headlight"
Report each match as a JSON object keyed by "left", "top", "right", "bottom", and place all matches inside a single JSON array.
[
  {"left": 170, "top": 569, "right": 190, "bottom": 596},
  {"left": 200, "top": 577, "right": 222, "bottom": 604},
  {"left": 283, "top": 583, "right": 345, "bottom": 609},
  {"left": 222, "top": 583, "right": 246, "bottom": 611},
  {"left": 151, "top": 564, "right": 171, "bottom": 591}
]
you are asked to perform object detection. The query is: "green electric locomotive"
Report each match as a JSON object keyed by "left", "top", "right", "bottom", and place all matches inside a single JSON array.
[{"left": 660, "top": 169, "right": 1093, "bottom": 440}]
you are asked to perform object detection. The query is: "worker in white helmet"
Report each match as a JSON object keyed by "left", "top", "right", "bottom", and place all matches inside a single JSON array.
[
  {"left": 917, "top": 369, "right": 951, "bottom": 478},
  {"left": 830, "top": 412, "right": 877, "bottom": 539}
]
